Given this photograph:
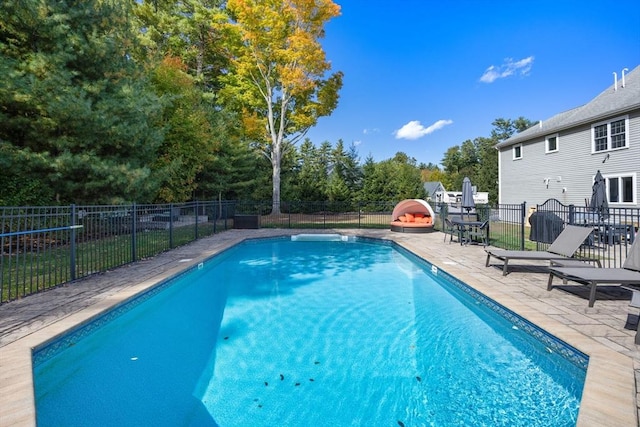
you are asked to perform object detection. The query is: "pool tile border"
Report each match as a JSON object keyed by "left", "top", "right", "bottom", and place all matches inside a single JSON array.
[
  {"left": 394, "top": 243, "right": 590, "bottom": 371},
  {"left": 32, "top": 265, "right": 196, "bottom": 367}
]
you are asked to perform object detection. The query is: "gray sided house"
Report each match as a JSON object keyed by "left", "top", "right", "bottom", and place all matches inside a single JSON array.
[
  {"left": 423, "top": 181, "right": 446, "bottom": 202},
  {"left": 497, "top": 65, "right": 640, "bottom": 210}
]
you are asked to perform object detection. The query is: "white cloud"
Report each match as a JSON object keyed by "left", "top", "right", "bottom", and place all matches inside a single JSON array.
[
  {"left": 353, "top": 140, "right": 362, "bottom": 146},
  {"left": 363, "top": 128, "right": 379, "bottom": 135},
  {"left": 394, "top": 119, "right": 453, "bottom": 140},
  {"left": 480, "top": 56, "right": 534, "bottom": 83}
]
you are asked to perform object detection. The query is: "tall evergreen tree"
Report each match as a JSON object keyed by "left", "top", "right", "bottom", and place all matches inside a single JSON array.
[
  {"left": 0, "top": 0, "right": 163, "bottom": 204},
  {"left": 195, "top": 110, "right": 263, "bottom": 201},
  {"left": 440, "top": 146, "right": 463, "bottom": 190},
  {"left": 474, "top": 136, "right": 499, "bottom": 204},
  {"left": 330, "top": 140, "right": 362, "bottom": 196},
  {"left": 359, "top": 152, "right": 425, "bottom": 204},
  {"left": 133, "top": 0, "right": 229, "bottom": 92},
  {"left": 296, "top": 139, "right": 329, "bottom": 201},
  {"left": 490, "top": 117, "right": 536, "bottom": 141}
]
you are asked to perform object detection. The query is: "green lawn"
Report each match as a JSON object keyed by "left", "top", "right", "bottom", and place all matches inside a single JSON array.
[{"left": 1, "top": 223, "right": 219, "bottom": 302}]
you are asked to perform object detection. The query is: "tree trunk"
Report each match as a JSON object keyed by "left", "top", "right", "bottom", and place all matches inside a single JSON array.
[
  {"left": 196, "top": 31, "right": 204, "bottom": 79},
  {"left": 271, "top": 155, "right": 281, "bottom": 215}
]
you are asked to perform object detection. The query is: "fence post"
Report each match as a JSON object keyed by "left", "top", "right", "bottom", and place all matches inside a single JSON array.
[
  {"left": 211, "top": 202, "right": 222, "bottom": 234},
  {"left": 568, "top": 204, "right": 575, "bottom": 225},
  {"left": 70, "top": 204, "right": 77, "bottom": 281},
  {"left": 223, "top": 201, "right": 227, "bottom": 231},
  {"left": 131, "top": 203, "right": 137, "bottom": 262},
  {"left": 440, "top": 203, "right": 448, "bottom": 232},
  {"left": 194, "top": 200, "right": 199, "bottom": 239},
  {"left": 169, "top": 203, "right": 174, "bottom": 249},
  {"left": 323, "top": 201, "right": 326, "bottom": 228},
  {"left": 520, "top": 202, "right": 526, "bottom": 250}
]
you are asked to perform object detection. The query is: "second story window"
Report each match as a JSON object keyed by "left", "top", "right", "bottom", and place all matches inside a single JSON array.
[
  {"left": 545, "top": 134, "right": 558, "bottom": 153},
  {"left": 592, "top": 116, "right": 628, "bottom": 153},
  {"left": 610, "top": 119, "right": 626, "bottom": 149},
  {"left": 513, "top": 144, "right": 522, "bottom": 160}
]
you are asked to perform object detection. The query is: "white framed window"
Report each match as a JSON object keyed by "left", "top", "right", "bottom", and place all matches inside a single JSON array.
[
  {"left": 545, "top": 134, "right": 559, "bottom": 153},
  {"left": 592, "top": 115, "right": 629, "bottom": 153},
  {"left": 603, "top": 172, "right": 636, "bottom": 205},
  {"left": 512, "top": 144, "right": 522, "bottom": 160}
]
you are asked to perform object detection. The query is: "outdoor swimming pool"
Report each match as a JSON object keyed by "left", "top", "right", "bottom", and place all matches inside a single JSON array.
[{"left": 33, "top": 236, "right": 587, "bottom": 426}]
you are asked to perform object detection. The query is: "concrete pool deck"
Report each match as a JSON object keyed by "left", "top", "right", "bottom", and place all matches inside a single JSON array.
[{"left": 0, "top": 228, "right": 638, "bottom": 426}]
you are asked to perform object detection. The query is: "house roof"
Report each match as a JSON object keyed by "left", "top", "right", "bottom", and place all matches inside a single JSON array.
[
  {"left": 497, "top": 65, "right": 640, "bottom": 148},
  {"left": 423, "top": 181, "right": 444, "bottom": 196}
]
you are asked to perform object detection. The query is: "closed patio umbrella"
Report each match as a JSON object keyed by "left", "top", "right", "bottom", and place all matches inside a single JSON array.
[
  {"left": 461, "top": 176, "right": 475, "bottom": 219},
  {"left": 589, "top": 170, "right": 608, "bottom": 220}
]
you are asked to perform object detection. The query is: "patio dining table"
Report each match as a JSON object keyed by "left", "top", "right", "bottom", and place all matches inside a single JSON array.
[
  {"left": 601, "top": 222, "right": 635, "bottom": 244},
  {"left": 451, "top": 218, "right": 488, "bottom": 246},
  {"left": 572, "top": 212, "right": 636, "bottom": 245}
]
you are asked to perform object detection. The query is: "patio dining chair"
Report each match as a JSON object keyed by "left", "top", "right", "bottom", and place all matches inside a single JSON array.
[
  {"left": 443, "top": 218, "right": 461, "bottom": 244},
  {"left": 466, "top": 220, "right": 489, "bottom": 246}
]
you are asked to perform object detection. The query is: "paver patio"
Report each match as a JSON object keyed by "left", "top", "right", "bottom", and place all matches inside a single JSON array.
[{"left": 1, "top": 229, "right": 638, "bottom": 426}]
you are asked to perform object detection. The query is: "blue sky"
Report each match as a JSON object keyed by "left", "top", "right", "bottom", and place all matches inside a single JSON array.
[{"left": 304, "top": 0, "right": 640, "bottom": 167}]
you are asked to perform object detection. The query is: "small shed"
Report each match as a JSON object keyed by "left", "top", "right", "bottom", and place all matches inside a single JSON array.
[{"left": 390, "top": 199, "right": 435, "bottom": 233}]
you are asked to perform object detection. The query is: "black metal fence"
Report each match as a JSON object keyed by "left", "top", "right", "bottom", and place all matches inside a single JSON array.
[
  {"left": 1, "top": 201, "right": 235, "bottom": 303},
  {"left": 0, "top": 200, "right": 400, "bottom": 303},
  {"left": 1, "top": 199, "right": 638, "bottom": 304},
  {"left": 438, "top": 198, "right": 639, "bottom": 269},
  {"left": 436, "top": 202, "right": 528, "bottom": 251},
  {"left": 534, "top": 199, "right": 639, "bottom": 268},
  {"left": 234, "top": 200, "right": 397, "bottom": 229}
]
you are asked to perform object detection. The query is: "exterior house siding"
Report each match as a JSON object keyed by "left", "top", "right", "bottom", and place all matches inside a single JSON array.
[{"left": 498, "top": 66, "right": 640, "bottom": 210}]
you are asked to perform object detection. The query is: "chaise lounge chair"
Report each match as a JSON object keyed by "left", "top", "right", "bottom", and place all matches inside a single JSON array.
[
  {"left": 547, "top": 236, "right": 640, "bottom": 307},
  {"left": 485, "top": 224, "right": 594, "bottom": 276}
]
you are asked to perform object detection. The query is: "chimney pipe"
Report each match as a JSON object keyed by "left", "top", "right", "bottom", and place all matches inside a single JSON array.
[
  {"left": 613, "top": 72, "right": 618, "bottom": 91},
  {"left": 622, "top": 68, "right": 629, "bottom": 88}
]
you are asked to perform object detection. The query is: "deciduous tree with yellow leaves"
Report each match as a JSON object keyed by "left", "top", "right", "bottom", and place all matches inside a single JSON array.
[{"left": 223, "top": 0, "right": 343, "bottom": 214}]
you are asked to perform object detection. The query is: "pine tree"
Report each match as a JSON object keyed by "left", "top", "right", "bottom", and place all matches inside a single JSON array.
[
  {"left": 0, "top": 0, "right": 164, "bottom": 203},
  {"left": 296, "top": 139, "right": 329, "bottom": 201}
]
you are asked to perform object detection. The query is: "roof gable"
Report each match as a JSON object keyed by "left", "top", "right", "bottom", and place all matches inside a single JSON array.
[{"left": 423, "top": 181, "right": 445, "bottom": 195}]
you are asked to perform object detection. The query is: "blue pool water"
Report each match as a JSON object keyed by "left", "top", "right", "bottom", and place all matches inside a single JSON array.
[{"left": 33, "top": 237, "right": 587, "bottom": 426}]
